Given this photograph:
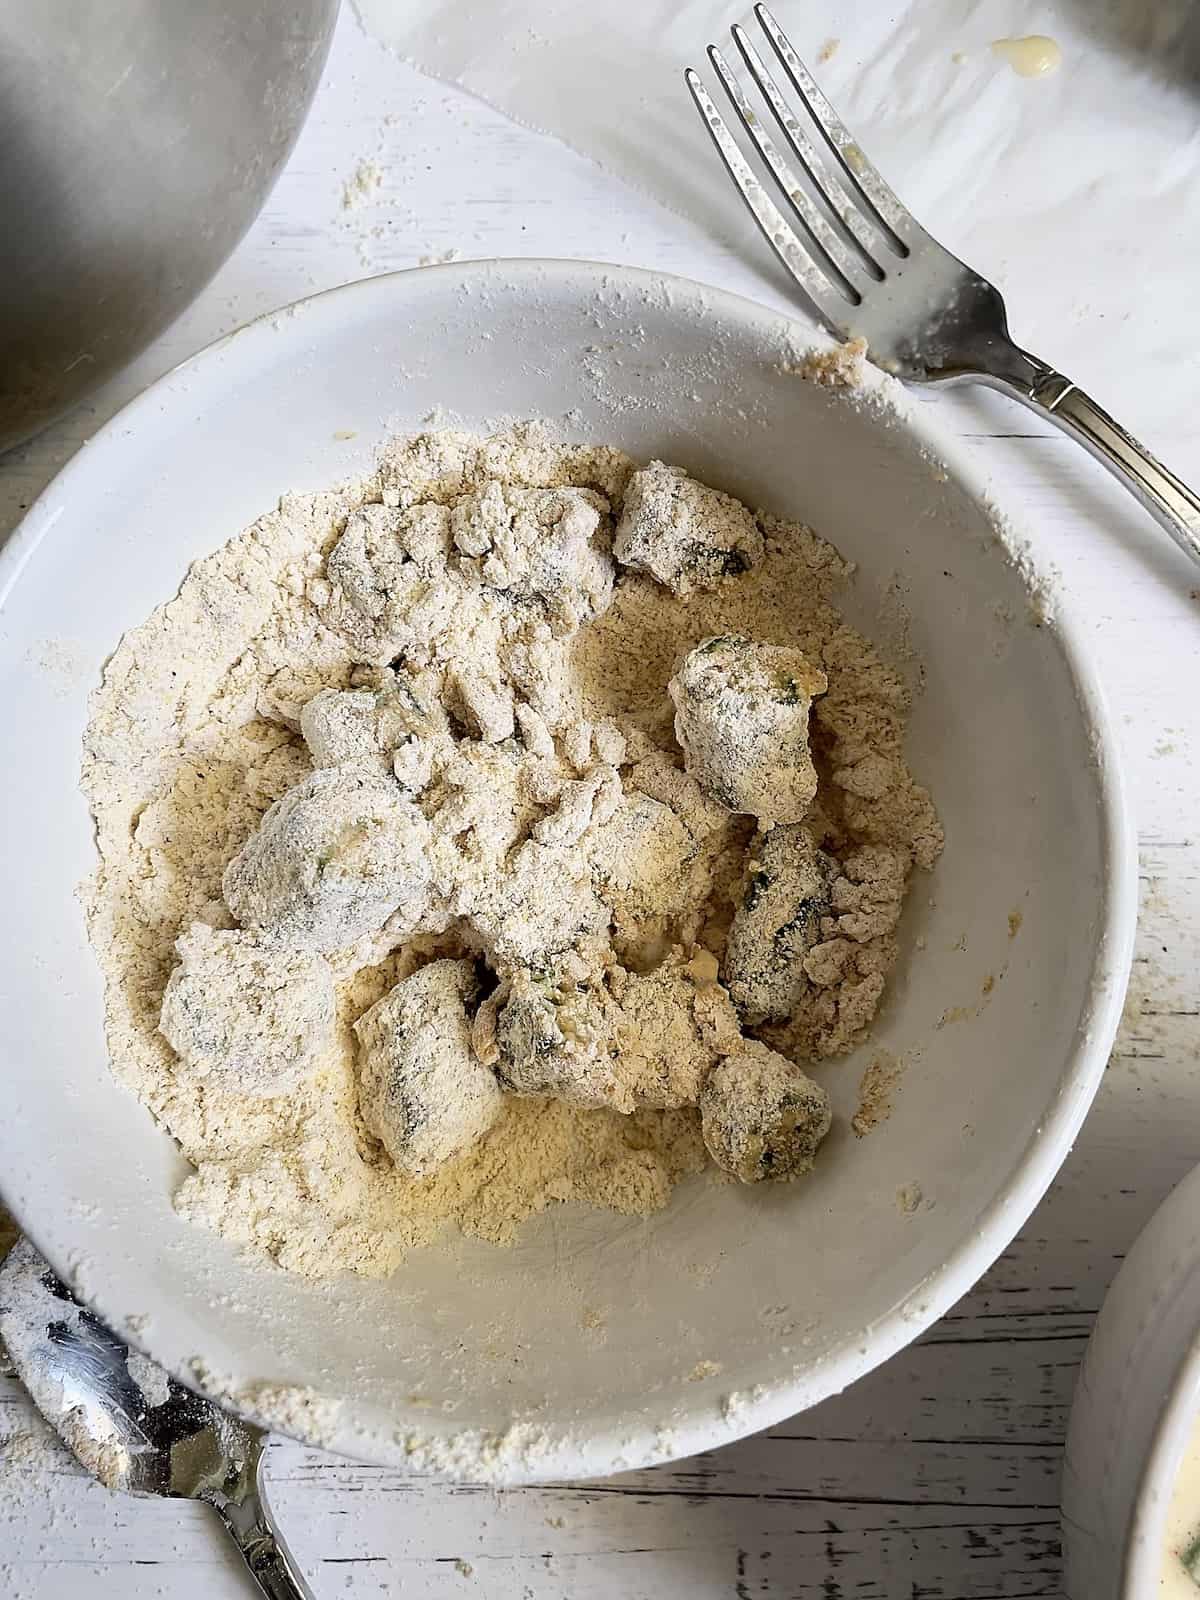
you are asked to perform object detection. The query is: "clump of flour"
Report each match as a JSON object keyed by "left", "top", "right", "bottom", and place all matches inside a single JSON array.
[{"left": 81, "top": 423, "right": 940, "bottom": 1279}]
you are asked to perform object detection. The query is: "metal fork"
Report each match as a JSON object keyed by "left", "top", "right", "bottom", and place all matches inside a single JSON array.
[{"left": 686, "top": 4, "right": 1200, "bottom": 569}]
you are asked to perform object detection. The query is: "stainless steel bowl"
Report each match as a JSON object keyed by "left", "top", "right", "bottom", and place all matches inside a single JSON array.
[{"left": 0, "top": 0, "right": 338, "bottom": 454}]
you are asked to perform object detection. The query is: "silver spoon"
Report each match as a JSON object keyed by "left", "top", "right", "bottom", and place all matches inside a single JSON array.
[{"left": 0, "top": 1238, "right": 313, "bottom": 1599}]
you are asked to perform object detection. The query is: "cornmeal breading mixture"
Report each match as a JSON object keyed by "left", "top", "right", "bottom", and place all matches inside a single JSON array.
[{"left": 81, "top": 425, "right": 940, "bottom": 1279}]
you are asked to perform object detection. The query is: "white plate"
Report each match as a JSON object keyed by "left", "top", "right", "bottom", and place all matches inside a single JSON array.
[
  {"left": 0, "top": 260, "right": 1136, "bottom": 1480},
  {"left": 1063, "top": 1164, "right": 1200, "bottom": 1598}
]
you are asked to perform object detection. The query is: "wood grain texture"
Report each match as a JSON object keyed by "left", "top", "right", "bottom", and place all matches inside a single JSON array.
[{"left": 2, "top": 9, "right": 1198, "bottom": 1596}]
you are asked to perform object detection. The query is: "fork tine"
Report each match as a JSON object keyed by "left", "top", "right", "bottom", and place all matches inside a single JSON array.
[
  {"left": 684, "top": 67, "right": 855, "bottom": 335},
  {"left": 729, "top": 25, "right": 884, "bottom": 277},
  {"left": 707, "top": 44, "right": 864, "bottom": 303},
  {"left": 754, "top": 2, "right": 910, "bottom": 257}
]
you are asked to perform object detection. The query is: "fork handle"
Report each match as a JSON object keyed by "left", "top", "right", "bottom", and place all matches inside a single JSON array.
[
  {"left": 207, "top": 1448, "right": 314, "bottom": 1600},
  {"left": 1005, "top": 365, "right": 1200, "bottom": 569}
]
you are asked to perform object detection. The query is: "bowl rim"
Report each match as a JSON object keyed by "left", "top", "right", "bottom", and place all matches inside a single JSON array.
[
  {"left": 1061, "top": 1160, "right": 1200, "bottom": 1600},
  {"left": 1126, "top": 1330, "right": 1200, "bottom": 1595},
  {"left": 0, "top": 257, "right": 1139, "bottom": 1474}
]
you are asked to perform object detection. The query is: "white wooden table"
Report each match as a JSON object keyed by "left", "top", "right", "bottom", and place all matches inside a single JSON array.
[{"left": 3, "top": 12, "right": 1198, "bottom": 1596}]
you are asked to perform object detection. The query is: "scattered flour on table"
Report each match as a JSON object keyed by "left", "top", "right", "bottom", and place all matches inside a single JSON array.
[
  {"left": 341, "top": 157, "right": 383, "bottom": 210},
  {"left": 80, "top": 423, "right": 940, "bottom": 1280}
]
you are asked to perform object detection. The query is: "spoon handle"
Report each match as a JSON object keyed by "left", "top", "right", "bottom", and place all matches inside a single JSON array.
[{"left": 208, "top": 1451, "right": 315, "bottom": 1600}]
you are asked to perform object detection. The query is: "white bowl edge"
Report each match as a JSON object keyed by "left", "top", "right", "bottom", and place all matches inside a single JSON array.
[
  {"left": 0, "top": 259, "right": 1138, "bottom": 1479},
  {"left": 1064, "top": 1163, "right": 1200, "bottom": 1599}
]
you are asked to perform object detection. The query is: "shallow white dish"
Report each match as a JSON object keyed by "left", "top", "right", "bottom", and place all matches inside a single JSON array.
[
  {"left": 0, "top": 259, "right": 1135, "bottom": 1481},
  {"left": 1063, "top": 1164, "right": 1200, "bottom": 1598}
]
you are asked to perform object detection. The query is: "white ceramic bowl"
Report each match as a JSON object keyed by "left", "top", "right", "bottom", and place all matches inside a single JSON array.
[
  {"left": 1063, "top": 1164, "right": 1200, "bottom": 1598},
  {"left": 0, "top": 260, "right": 1135, "bottom": 1481}
]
